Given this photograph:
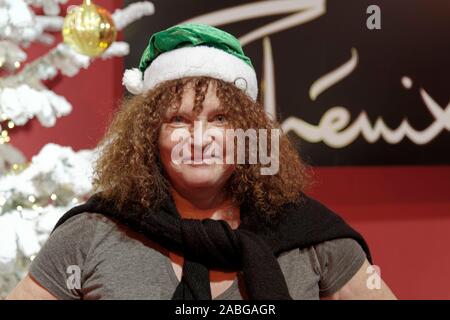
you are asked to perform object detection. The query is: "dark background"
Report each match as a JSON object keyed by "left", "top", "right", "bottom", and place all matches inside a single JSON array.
[{"left": 124, "top": 0, "right": 450, "bottom": 166}]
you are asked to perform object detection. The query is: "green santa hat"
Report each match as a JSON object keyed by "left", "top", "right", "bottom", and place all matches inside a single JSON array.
[{"left": 122, "top": 23, "right": 258, "bottom": 101}]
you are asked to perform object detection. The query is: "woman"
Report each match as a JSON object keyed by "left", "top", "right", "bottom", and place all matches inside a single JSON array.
[{"left": 7, "top": 24, "right": 396, "bottom": 300}]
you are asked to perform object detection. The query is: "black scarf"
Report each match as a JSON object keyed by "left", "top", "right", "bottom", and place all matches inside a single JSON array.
[{"left": 51, "top": 192, "right": 372, "bottom": 300}]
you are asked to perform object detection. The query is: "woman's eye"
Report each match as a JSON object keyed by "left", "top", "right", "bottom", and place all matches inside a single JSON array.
[
  {"left": 170, "top": 115, "right": 187, "bottom": 124},
  {"left": 212, "top": 114, "right": 227, "bottom": 123}
]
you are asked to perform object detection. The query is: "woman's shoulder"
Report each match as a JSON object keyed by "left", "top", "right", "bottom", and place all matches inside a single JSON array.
[
  {"left": 32, "top": 212, "right": 119, "bottom": 261},
  {"left": 50, "top": 210, "right": 167, "bottom": 256},
  {"left": 275, "top": 237, "right": 367, "bottom": 298},
  {"left": 55, "top": 211, "right": 117, "bottom": 233},
  {"left": 28, "top": 210, "right": 159, "bottom": 299},
  {"left": 280, "top": 237, "right": 366, "bottom": 271},
  {"left": 312, "top": 237, "right": 367, "bottom": 269},
  {"left": 47, "top": 212, "right": 117, "bottom": 246},
  {"left": 311, "top": 237, "right": 367, "bottom": 296},
  {"left": 27, "top": 212, "right": 115, "bottom": 299}
]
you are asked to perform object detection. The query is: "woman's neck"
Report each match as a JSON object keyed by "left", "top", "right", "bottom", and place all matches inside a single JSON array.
[{"left": 170, "top": 187, "right": 240, "bottom": 228}]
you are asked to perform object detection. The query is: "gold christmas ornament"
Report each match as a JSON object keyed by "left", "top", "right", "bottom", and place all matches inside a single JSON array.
[{"left": 62, "top": 0, "right": 117, "bottom": 57}]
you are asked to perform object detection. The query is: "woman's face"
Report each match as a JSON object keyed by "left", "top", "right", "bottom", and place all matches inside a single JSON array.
[{"left": 158, "top": 81, "right": 235, "bottom": 193}]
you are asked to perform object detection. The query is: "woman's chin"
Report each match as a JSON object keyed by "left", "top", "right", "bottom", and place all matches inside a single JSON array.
[{"left": 177, "top": 164, "right": 226, "bottom": 187}]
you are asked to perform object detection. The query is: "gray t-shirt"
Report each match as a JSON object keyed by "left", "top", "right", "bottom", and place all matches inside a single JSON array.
[{"left": 28, "top": 212, "right": 367, "bottom": 300}]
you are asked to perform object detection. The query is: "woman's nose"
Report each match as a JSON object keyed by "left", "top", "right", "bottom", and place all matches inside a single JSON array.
[{"left": 190, "top": 120, "right": 211, "bottom": 158}]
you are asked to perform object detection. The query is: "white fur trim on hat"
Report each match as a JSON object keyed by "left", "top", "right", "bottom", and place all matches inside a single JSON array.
[{"left": 124, "top": 46, "right": 258, "bottom": 100}]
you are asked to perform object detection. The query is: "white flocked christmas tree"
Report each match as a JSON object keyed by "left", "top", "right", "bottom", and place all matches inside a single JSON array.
[{"left": 0, "top": 0, "right": 155, "bottom": 297}]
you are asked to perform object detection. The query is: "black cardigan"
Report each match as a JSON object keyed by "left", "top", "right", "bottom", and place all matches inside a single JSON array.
[{"left": 52, "top": 192, "right": 372, "bottom": 300}]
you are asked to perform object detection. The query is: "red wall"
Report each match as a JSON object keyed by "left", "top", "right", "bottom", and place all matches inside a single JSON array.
[
  {"left": 311, "top": 166, "right": 450, "bottom": 300},
  {"left": 8, "top": 0, "right": 449, "bottom": 300}
]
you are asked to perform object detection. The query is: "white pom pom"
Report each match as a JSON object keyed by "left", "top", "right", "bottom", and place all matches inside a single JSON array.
[{"left": 122, "top": 68, "right": 144, "bottom": 95}]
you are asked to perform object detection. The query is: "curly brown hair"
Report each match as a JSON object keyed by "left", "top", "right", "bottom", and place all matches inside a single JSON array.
[{"left": 92, "top": 76, "right": 312, "bottom": 218}]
